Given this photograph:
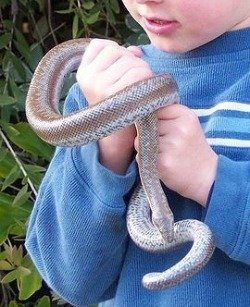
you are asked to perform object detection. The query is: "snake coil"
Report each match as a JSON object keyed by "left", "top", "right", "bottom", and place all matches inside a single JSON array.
[{"left": 26, "top": 38, "right": 216, "bottom": 290}]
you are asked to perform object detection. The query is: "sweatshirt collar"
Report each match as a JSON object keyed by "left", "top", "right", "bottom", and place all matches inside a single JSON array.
[{"left": 142, "top": 27, "right": 250, "bottom": 61}]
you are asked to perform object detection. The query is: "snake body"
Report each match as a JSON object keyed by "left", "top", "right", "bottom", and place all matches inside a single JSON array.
[{"left": 26, "top": 38, "right": 215, "bottom": 290}]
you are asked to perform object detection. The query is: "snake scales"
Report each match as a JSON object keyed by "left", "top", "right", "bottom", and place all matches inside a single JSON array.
[{"left": 25, "top": 38, "right": 215, "bottom": 290}]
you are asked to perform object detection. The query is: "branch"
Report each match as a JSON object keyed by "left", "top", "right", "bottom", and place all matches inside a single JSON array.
[{"left": 0, "top": 129, "right": 38, "bottom": 198}]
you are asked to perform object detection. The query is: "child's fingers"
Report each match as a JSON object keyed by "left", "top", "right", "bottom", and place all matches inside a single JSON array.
[
  {"left": 76, "top": 38, "right": 153, "bottom": 106},
  {"left": 80, "top": 38, "right": 118, "bottom": 66},
  {"left": 79, "top": 41, "right": 142, "bottom": 81},
  {"left": 86, "top": 45, "right": 134, "bottom": 73},
  {"left": 134, "top": 135, "right": 138, "bottom": 152},
  {"left": 81, "top": 40, "right": 141, "bottom": 70},
  {"left": 126, "top": 45, "right": 142, "bottom": 57},
  {"left": 109, "top": 65, "right": 153, "bottom": 95},
  {"left": 98, "top": 56, "right": 148, "bottom": 88},
  {"left": 157, "top": 104, "right": 190, "bottom": 120}
]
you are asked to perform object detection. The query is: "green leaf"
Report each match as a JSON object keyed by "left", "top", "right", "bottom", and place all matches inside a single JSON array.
[
  {"left": 9, "top": 221, "right": 26, "bottom": 238},
  {"left": 33, "top": 16, "right": 49, "bottom": 40},
  {"left": 12, "top": 245, "right": 24, "bottom": 267},
  {"left": 1, "top": 122, "right": 20, "bottom": 136},
  {"left": 3, "top": 242, "right": 13, "bottom": 263},
  {"left": 9, "top": 77, "right": 22, "bottom": 99},
  {"left": 20, "top": 254, "right": 32, "bottom": 268},
  {"left": 0, "top": 260, "right": 14, "bottom": 270},
  {"left": 2, "top": 49, "right": 11, "bottom": 70},
  {"left": 13, "top": 28, "right": 31, "bottom": 63},
  {"left": 13, "top": 40, "right": 31, "bottom": 64},
  {"left": 11, "top": 53, "right": 27, "bottom": 81},
  {"left": 0, "top": 105, "right": 11, "bottom": 122},
  {"left": 12, "top": 185, "right": 31, "bottom": 207},
  {"left": 18, "top": 264, "right": 42, "bottom": 300},
  {"left": 14, "top": 28, "right": 29, "bottom": 50},
  {"left": 24, "top": 164, "right": 46, "bottom": 174},
  {"left": 1, "top": 266, "right": 31, "bottom": 284},
  {"left": 0, "top": 148, "right": 16, "bottom": 179},
  {"left": 0, "top": 94, "right": 16, "bottom": 106},
  {"left": 82, "top": 1, "right": 94, "bottom": 10},
  {"left": 16, "top": 265, "right": 31, "bottom": 277},
  {"left": 3, "top": 51, "right": 27, "bottom": 81},
  {"left": 125, "top": 14, "right": 144, "bottom": 33},
  {"left": 0, "top": 251, "right": 7, "bottom": 261},
  {"left": 23, "top": 164, "right": 46, "bottom": 188},
  {"left": 86, "top": 11, "right": 100, "bottom": 25},
  {"left": 51, "top": 292, "right": 68, "bottom": 304},
  {"left": 28, "top": 43, "right": 43, "bottom": 71},
  {"left": 1, "top": 122, "right": 54, "bottom": 160},
  {"left": 0, "top": 33, "right": 11, "bottom": 49},
  {"left": 0, "top": 192, "right": 31, "bottom": 244},
  {"left": 8, "top": 300, "right": 23, "bottom": 307},
  {"left": 125, "top": 32, "right": 150, "bottom": 46},
  {"left": 136, "top": 33, "right": 150, "bottom": 45},
  {"left": 37, "top": 296, "right": 51, "bottom": 307},
  {"left": 105, "top": 2, "right": 116, "bottom": 24},
  {"left": 110, "top": 0, "right": 120, "bottom": 14},
  {"left": 2, "top": 19, "right": 14, "bottom": 31},
  {"left": 35, "top": 0, "right": 46, "bottom": 11},
  {"left": 1, "top": 269, "right": 19, "bottom": 283},
  {"left": 1, "top": 164, "right": 21, "bottom": 192},
  {"left": 8, "top": 78, "right": 25, "bottom": 111},
  {"left": 0, "top": 0, "right": 10, "bottom": 8}
]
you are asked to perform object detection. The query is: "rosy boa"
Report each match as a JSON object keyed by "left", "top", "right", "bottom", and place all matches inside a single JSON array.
[{"left": 25, "top": 38, "right": 215, "bottom": 290}]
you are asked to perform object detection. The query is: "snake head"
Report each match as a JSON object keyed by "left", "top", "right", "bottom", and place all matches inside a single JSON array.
[{"left": 152, "top": 216, "right": 174, "bottom": 243}]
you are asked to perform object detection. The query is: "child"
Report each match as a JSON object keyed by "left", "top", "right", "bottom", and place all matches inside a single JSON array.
[{"left": 25, "top": 0, "right": 250, "bottom": 306}]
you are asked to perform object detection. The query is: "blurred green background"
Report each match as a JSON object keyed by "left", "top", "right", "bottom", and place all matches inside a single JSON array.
[{"left": 0, "top": 0, "right": 148, "bottom": 305}]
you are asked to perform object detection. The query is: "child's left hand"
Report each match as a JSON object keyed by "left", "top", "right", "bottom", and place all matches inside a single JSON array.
[{"left": 134, "top": 104, "right": 218, "bottom": 206}]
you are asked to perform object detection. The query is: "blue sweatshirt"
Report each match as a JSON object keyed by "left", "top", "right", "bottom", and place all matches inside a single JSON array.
[{"left": 25, "top": 27, "right": 250, "bottom": 307}]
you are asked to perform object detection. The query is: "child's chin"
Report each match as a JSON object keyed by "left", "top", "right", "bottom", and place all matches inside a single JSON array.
[{"left": 152, "top": 40, "right": 188, "bottom": 54}]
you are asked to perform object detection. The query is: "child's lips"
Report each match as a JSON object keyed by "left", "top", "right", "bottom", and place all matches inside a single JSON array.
[
  {"left": 147, "top": 18, "right": 171, "bottom": 25},
  {"left": 143, "top": 17, "right": 179, "bottom": 35}
]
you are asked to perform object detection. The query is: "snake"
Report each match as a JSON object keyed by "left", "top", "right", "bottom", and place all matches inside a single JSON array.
[{"left": 25, "top": 38, "right": 216, "bottom": 290}]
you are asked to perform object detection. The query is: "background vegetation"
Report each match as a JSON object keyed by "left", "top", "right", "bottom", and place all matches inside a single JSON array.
[{"left": 0, "top": 0, "right": 148, "bottom": 305}]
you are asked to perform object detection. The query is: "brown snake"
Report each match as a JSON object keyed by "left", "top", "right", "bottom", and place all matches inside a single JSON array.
[{"left": 25, "top": 38, "right": 215, "bottom": 290}]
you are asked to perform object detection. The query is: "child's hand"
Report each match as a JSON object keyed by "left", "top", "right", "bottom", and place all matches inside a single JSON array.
[
  {"left": 76, "top": 39, "right": 153, "bottom": 174},
  {"left": 135, "top": 104, "right": 218, "bottom": 206},
  {"left": 76, "top": 39, "right": 152, "bottom": 105}
]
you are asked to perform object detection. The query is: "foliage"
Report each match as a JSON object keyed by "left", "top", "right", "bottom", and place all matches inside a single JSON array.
[{"left": 0, "top": 0, "right": 148, "bottom": 305}]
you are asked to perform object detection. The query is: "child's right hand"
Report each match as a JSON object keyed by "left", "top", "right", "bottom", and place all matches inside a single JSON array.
[{"left": 76, "top": 39, "right": 153, "bottom": 174}]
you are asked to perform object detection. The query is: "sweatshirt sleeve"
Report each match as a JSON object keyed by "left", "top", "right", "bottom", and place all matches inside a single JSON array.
[
  {"left": 25, "top": 83, "right": 137, "bottom": 306},
  {"left": 204, "top": 154, "right": 250, "bottom": 265}
]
